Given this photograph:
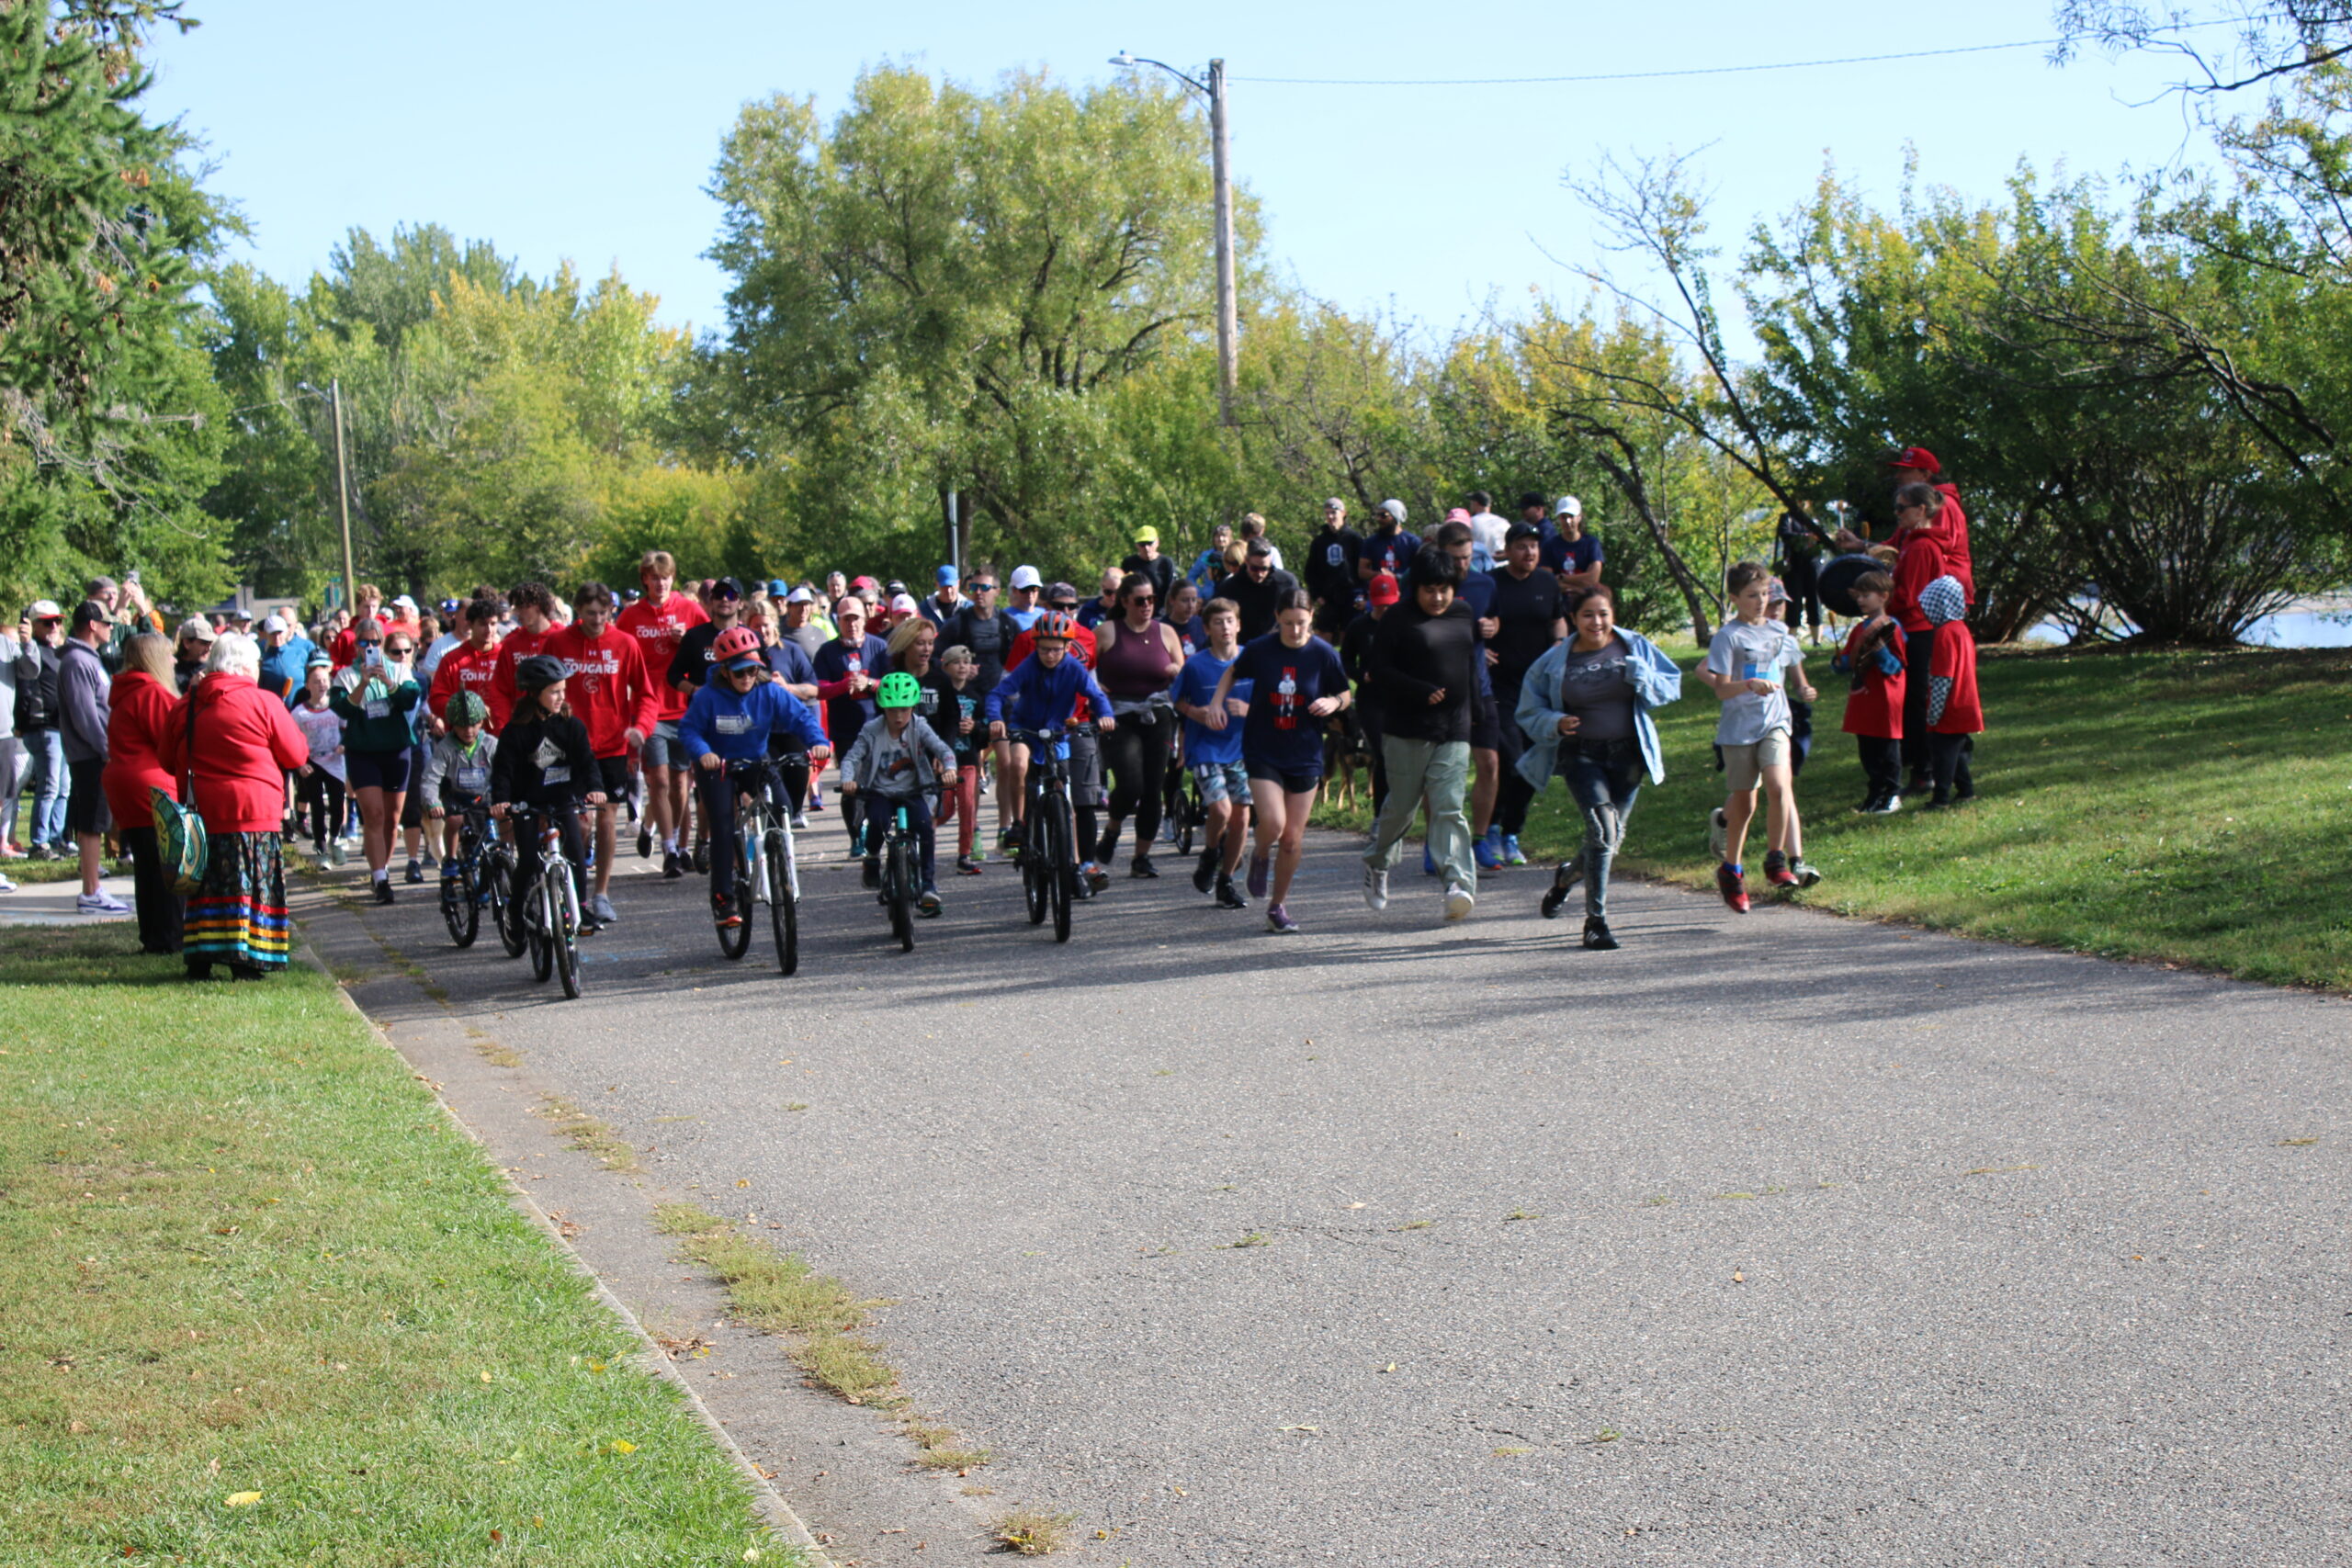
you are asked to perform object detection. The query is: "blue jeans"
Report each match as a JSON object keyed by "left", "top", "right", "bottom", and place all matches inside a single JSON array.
[
  {"left": 22, "top": 728, "right": 66, "bottom": 848},
  {"left": 1560, "top": 738, "right": 1643, "bottom": 919}
]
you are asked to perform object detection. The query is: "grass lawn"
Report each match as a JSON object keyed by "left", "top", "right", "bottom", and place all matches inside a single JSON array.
[
  {"left": 0, "top": 925, "right": 797, "bottom": 1566},
  {"left": 1317, "top": 644, "right": 2351, "bottom": 992}
]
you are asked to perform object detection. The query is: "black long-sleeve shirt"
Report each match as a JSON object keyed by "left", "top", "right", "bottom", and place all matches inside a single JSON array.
[
  {"left": 490, "top": 711, "right": 595, "bottom": 807},
  {"left": 1368, "top": 600, "right": 1478, "bottom": 744}
]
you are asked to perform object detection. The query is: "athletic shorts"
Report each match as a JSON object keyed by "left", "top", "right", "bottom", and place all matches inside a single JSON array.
[
  {"left": 640, "top": 719, "right": 681, "bottom": 769},
  {"left": 66, "top": 757, "right": 109, "bottom": 835},
  {"left": 1193, "top": 761, "right": 1253, "bottom": 808},
  {"left": 1247, "top": 764, "right": 1323, "bottom": 797},
  {"left": 593, "top": 755, "right": 631, "bottom": 802},
  {"left": 345, "top": 748, "right": 411, "bottom": 794},
  {"left": 1067, "top": 728, "right": 1105, "bottom": 808},
  {"left": 1721, "top": 728, "right": 1793, "bottom": 792},
  {"left": 1469, "top": 691, "right": 1503, "bottom": 752},
  {"left": 400, "top": 746, "right": 430, "bottom": 827}
]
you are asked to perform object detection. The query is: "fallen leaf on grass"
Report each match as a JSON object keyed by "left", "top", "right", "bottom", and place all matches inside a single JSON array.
[
  {"left": 224, "top": 1492, "right": 261, "bottom": 1507},
  {"left": 608, "top": 1439, "right": 637, "bottom": 1455}
]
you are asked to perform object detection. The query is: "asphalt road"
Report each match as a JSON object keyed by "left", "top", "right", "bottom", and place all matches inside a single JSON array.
[{"left": 332, "top": 813, "right": 2352, "bottom": 1566}]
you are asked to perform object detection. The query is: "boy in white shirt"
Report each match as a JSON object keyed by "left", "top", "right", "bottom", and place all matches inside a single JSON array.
[{"left": 1699, "top": 561, "right": 1815, "bottom": 913}]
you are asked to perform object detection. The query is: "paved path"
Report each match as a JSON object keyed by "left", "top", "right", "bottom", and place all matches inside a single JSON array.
[
  {"left": 0, "top": 865, "right": 132, "bottom": 924},
  {"left": 313, "top": 820, "right": 2352, "bottom": 1566}
]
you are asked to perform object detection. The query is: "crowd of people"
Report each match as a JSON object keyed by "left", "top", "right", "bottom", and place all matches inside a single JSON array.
[{"left": 0, "top": 446, "right": 1986, "bottom": 971}]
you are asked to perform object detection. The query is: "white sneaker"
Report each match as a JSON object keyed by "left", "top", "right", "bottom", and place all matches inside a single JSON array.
[
  {"left": 76, "top": 889, "right": 130, "bottom": 915},
  {"left": 1362, "top": 863, "right": 1389, "bottom": 912},
  {"left": 0, "top": 872, "right": 15, "bottom": 892},
  {"left": 1707, "top": 806, "right": 1729, "bottom": 862},
  {"left": 1442, "top": 883, "right": 1476, "bottom": 921}
]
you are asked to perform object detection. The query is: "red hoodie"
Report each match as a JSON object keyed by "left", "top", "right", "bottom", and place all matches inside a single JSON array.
[
  {"left": 615, "top": 592, "right": 708, "bottom": 724},
  {"left": 158, "top": 673, "right": 309, "bottom": 831},
  {"left": 103, "top": 669, "right": 180, "bottom": 829},
  {"left": 540, "top": 623, "right": 657, "bottom": 759},
  {"left": 486, "top": 620, "right": 563, "bottom": 731},
  {"left": 427, "top": 638, "right": 501, "bottom": 720}
]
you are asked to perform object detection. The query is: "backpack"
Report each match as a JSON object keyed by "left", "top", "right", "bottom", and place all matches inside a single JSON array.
[{"left": 149, "top": 691, "right": 209, "bottom": 894}]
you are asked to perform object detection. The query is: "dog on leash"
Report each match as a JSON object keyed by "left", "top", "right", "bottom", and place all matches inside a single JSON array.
[{"left": 1323, "top": 710, "right": 1377, "bottom": 812}]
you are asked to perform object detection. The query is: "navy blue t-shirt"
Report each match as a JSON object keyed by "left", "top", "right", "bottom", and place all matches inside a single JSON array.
[
  {"left": 1541, "top": 530, "right": 1603, "bottom": 578},
  {"left": 1359, "top": 528, "right": 1420, "bottom": 580},
  {"left": 1231, "top": 632, "right": 1348, "bottom": 778}
]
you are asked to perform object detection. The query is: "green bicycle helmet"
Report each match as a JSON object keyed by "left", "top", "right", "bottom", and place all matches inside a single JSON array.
[
  {"left": 445, "top": 690, "right": 490, "bottom": 728},
  {"left": 876, "top": 671, "right": 922, "bottom": 709}
]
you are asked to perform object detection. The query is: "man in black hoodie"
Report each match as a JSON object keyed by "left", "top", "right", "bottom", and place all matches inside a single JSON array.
[{"left": 1360, "top": 546, "right": 1480, "bottom": 923}]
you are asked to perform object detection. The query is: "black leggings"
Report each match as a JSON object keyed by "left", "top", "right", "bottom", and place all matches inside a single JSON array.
[
  {"left": 1098, "top": 707, "right": 1170, "bottom": 855},
  {"left": 512, "top": 811, "right": 587, "bottom": 912},
  {"left": 1494, "top": 679, "right": 1536, "bottom": 837},
  {"left": 1902, "top": 633, "right": 1934, "bottom": 782},
  {"left": 301, "top": 771, "right": 346, "bottom": 852},
  {"left": 1928, "top": 732, "right": 1975, "bottom": 802},
  {"left": 123, "top": 824, "right": 183, "bottom": 955}
]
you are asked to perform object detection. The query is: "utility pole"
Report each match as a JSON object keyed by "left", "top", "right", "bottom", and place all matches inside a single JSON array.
[
  {"left": 1208, "top": 59, "right": 1236, "bottom": 427},
  {"left": 329, "top": 378, "right": 357, "bottom": 608}
]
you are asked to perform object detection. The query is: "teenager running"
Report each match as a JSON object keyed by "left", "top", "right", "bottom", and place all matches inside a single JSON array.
[
  {"left": 679, "top": 626, "right": 831, "bottom": 928},
  {"left": 425, "top": 598, "right": 503, "bottom": 733},
  {"left": 541, "top": 582, "right": 658, "bottom": 927},
  {"left": 486, "top": 582, "right": 564, "bottom": 731},
  {"left": 1172, "top": 597, "right": 1253, "bottom": 908},
  {"left": 1092, "top": 571, "right": 1183, "bottom": 879},
  {"left": 1486, "top": 522, "right": 1567, "bottom": 865},
  {"left": 1209, "top": 589, "right": 1351, "bottom": 934},
  {"left": 616, "top": 550, "right": 708, "bottom": 865},
  {"left": 1362, "top": 546, "right": 1480, "bottom": 922}
]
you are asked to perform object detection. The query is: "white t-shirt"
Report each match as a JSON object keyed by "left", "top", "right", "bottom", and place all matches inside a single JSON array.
[
  {"left": 292, "top": 700, "right": 346, "bottom": 782},
  {"left": 1704, "top": 619, "right": 1804, "bottom": 745}
]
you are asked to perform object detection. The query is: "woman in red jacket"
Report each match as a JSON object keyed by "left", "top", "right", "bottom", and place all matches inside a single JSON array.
[
  {"left": 159, "top": 633, "right": 309, "bottom": 981},
  {"left": 104, "top": 634, "right": 185, "bottom": 954}
]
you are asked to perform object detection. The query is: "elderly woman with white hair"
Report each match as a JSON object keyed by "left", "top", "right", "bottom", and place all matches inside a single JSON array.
[{"left": 159, "top": 632, "right": 308, "bottom": 980}]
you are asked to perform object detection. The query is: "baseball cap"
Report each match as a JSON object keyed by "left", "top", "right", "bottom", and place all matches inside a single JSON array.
[
  {"left": 1367, "top": 572, "right": 1401, "bottom": 606},
  {"left": 1444, "top": 507, "right": 1472, "bottom": 525},
  {"left": 70, "top": 600, "right": 109, "bottom": 632},
  {"left": 391, "top": 593, "right": 418, "bottom": 610},
  {"left": 1379, "top": 499, "right": 1407, "bottom": 524},
  {"left": 305, "top": 650, "right": 333, "bottom": 670},
  {"left": 1555, "top": 494, "right": 1582, "bottom": 519},
  {"left": 885, "top": 580, "right": 909, "bottom": 598},
  {"left": 28, "top": 599, "right": 61, "bottom": 620},
  {"left": 711, "top": 575, "right": 745, "bottom": 600},
  {"left": 1009, "top": 565, "right": 1043, "bottom": 590},
  {"left": 176, "top": 616, "right": 217, "bottom": 643},
  {"left": 1504, "top": 522, "right": 1543, "bottom": 545},
  {"left": 1045, "top": 581, "right": 1080, "bottom": 606},
  {"left": 935, "top": 563, "right": 959, "bottom": 585},
  {"left": 785, "top": 585, "right": 815, "bottom": 604},
  {"left": 851, "top": 575, "right": 880, "bottom": 593},
  {"left": 1767, "top": 578, "right": 1791, "bottom": 604},
  {"left": 768, "top": 579, "right": 790, "bottom": 597},
  {"left": 1883, "top": 445, "right": 1941, "bottom": 473},
  {"left": 1133, "top": 525, "right": 1159, "bottom": 545},
  {"left": 260, "top": 614, "right": 288, "bottom": 633},
  {"left": 889, "top": 592, "right": 920, "bottom": 616},
  {"left": 1324, "top": 497, "right": 1347, "bottom": 511}
]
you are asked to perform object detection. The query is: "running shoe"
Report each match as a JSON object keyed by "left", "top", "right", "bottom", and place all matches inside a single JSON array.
[
  {"left": 662, "top": 849, "right": 683, "bottom": 880},
  {"left": 790, "top": 809, "right": 809, "bottom": 829},
  {"left": 863, "top": 857, "right": 881, "bottom": 889},
  {"left": 638, "top": 824, "right": 653, "bottom": 859},
  {"left": 404, "top": 859, "right": 424, "bottom": 885},
  {"left": 1246, "top": 852, "right": 1270, "bottom": 900},
  {"left": 1707, "top": 807, "right": 1729, "bottom": 863},
  {"left": 998, "top": 826, "right": 1022, "bottom": 856},
  {"left": 1582, "top": 916, "right": 1619, "bottom": 951},
  {"left": 1215, "top": 874, "right": 1249, "bottom": 910},
  {"left": 956, "top": 855, "right": 984, "bottom": 877},
  {"left": 421, "top": 851, "right": 438, "bottom": 871},
  {"left": 1501, "top": 834, "right": 1528, "bottom": 866},
  {"left": 1540, "top": 856, "right": 1584, "bottom": 919},
  {"left": 1443, "top": 883, "right": 1476, "bottom": 921},
  {"left": 1130, "top": 854, "right": 1159, "bottom": 879},
  {"left": 692, "top": 842, "right": 710, "bottom": 874},
  {"left": 0, "top": 871, "right": 14, "bottom": 893},
  {"left": 1763, "top": 857, "right": 1799, "bottom": 890},
  {"left": 590, "top": 893, "right": 618, "bottom": 925},
  {"left": 328, "top": 842, "right": 347, "bottom": 868},
  {"left": 917, "top": 886, "right": 942, "bottom": 917},
  {"left": 1363, "top": 863, "right": 1389, "bottom": 912},
  {"left": 1867, "top": 795, "right": 1902, "bottom": 816},
  {"left": 1715, "top": 863, "right": 1749, "bottom": 913},
  {"left": 75, "top": 888, "right": 128, "bottom": 914},
  {"left": 1266, "top": 902, "right": 1299, "bottom": 934},
  {"left": 1085, "top": 863, "right": 1111, "bottom": 895},
  {"left": 373, "top": 880, "right": 397, "bottom": 907},
  {"left": 712, "top": 893, "right": 741, "bottom": 929},
  {"left": 1473, "top": 830, "right": 1501, "bottom": 871},
  {"left": 1192, "top": 848, "right": 1218, "bottom": 894},
  {"left": 1791, "top": 859, "right": 1823, "bottom": 888}
]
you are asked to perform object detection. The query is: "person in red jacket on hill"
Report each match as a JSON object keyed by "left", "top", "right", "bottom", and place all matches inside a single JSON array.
[
  {"left": 541, "top": 581, "right": 656, "bottom": 927},
  {"left": 1884, "top": 445, "right": 1973, "bottom": 604},
  {"left": 486, "top": 581, "right": 565, "bottom": 731},
  {"left": 425, "top": 598, "right": 502, "bottom": 730},
  {"left": 1918, "top": 574, "right": 1982, "bottom": 808},
  {"left": 103, "top": 633, "right": 185, "bottom": 953},
  {"left": 159, "top": 632, "right": 310, "bottom": 982}
]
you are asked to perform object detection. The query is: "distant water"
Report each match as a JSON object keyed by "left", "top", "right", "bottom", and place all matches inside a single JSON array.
[{"left": 2024, "top": 603, "right": 2352, "bottom": 649}]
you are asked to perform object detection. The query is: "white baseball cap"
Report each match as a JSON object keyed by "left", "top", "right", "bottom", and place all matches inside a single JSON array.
[
  {"left": 785, "top": 585, "right": 815, "bottom": 604},
  {"left": 1009, "top": 565, "right": 1043, "bottom": 590},
  {"left": 260, "top": 614, "right": 288, "bottom": 633},
  {"left": 392, "top": 593, "right": 418, "bottom": 610},
  {"left": 28, "top": 599, "right": 62, "bottom": 620},
  {"left": 1555, "top": 494, "right": 1583, "bottom": 519},
  {"left": 889, "top": 592, "right": 920, "bottom": 615}
]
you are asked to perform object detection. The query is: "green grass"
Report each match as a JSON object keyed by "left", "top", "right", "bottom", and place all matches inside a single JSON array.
[
  {"left": 0, "top": 926, "right": 798, "bottom": 1566},
  {"left": 1317, "top": 644, "right": 2352, "bottom": 991}
]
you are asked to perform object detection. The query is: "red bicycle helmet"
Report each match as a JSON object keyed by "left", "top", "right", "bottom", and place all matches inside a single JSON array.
[
  {"left": 1034, "top": 610, "right": 1078, "bottom": 640},
  {"left": 712, "top": 626, "right": 763, "bottom": 663}
]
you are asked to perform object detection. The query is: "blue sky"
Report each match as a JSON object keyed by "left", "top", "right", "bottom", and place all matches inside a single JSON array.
[{"left": 147, "top": 1, "right": 2223, "bottom": 339}]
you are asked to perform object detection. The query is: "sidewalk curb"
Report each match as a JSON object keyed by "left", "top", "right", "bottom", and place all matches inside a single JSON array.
[{"left": 293, "top": 932, "right": 834, "bottom": 1565}]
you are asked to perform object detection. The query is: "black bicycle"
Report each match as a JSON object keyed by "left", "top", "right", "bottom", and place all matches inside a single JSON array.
[
  {"left": 712, "top": 757, "right": 799, "bottom": 975},
  {"left": 852, "top": 793, "right": 934, "bottom": 953},
  {"left": 1012, "top": 727, "right": 1081, "bottom": 943},
  {"left": 437, "top": 802, "right": 502, "bottom": 948},
  {"left": 504, "top": 804, "right": 583, "bottom": 999}
]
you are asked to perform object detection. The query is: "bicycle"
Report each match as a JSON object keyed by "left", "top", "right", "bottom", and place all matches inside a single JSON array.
[
  {"left": 504, "top": 804, "right": 584, "bottom": 999},
  {"left": 1011, "top": 726, "right": 1082, "bottom": 943},
  {"left": 712, "top": 756, "right": 799, "bottom": 975},
  {"left": 437, "top": 802, "right": 503, "bottom": 948}
]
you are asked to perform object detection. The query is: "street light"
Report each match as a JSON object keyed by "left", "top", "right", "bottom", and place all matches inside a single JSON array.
[
  {"left": 297, "top": 378, "right": 358, "bottom": 611},
  {"left": 1111, "top": 49, "right": 1237, "bottom": 427}
]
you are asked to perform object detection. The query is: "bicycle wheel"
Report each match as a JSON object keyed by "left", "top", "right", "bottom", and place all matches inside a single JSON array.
[
  {"left": 1048, "top": 794, "right": 1074, "bottom": 944},
  {"left": 1022, "top": 814, "right": 1047, "bottom": 924},
  {"left": 716, "top": 832, "right": 752, "bottom": 960},
  {"left": 493, "top": 849, "right": 526, "bottom": 957},
  {"left": 551, "top": 866, "right": 582, "bottom": 999},
  {"left": 886, "top": 837, "right": 914, "bottom": 952},
  {"left": 765, "top": 828, "right": 797, "bottom": 976},
  {"left": 528, "top": 874, "right": 554, "bottom": 982}
]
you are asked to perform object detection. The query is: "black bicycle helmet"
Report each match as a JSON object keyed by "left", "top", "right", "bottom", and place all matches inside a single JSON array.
[{"left": 514, "top": 653, "right": 567, "bottom": 694}]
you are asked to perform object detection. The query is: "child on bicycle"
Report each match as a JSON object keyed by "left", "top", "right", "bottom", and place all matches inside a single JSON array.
[
  {"left": 839, "top": 671, "right": 958, "bottom": 915},
  {"left": 419, "top": 690, "right": 500, "bottom": 908},
  {"left": 983, "top": 610, "right": 1119, "bottom": 888},
  {"left": 679, "top": 626, "right": 831, "bottom": 928},
  {"left": 488, "top": 654, "right": 606, "bottom": 931}
]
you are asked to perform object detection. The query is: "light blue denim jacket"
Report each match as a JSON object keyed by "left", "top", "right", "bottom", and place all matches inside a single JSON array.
[{"left": 1513, "top": 629, "right": 1683, "bottom": 788}]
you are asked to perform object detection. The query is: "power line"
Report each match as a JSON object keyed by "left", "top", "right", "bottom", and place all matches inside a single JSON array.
[{"left": 1229, "top": 24, "right": 2233, "bottom": 87}]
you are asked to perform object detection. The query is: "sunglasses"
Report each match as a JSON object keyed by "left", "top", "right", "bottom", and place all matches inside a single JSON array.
[
  {"left": 384, "top": 645, "right": 413, "bottom": 656},
  {"left": 1128, "top": 593, "right": 1156, "bottom": 604},
  {"left": 971, "top": 582, "right": 997, "bottom": 592}
]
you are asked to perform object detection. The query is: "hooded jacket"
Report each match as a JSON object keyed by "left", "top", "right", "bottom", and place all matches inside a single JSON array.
[{"left": 1513, "top": 629, "right": 1683, "bottom": 787}]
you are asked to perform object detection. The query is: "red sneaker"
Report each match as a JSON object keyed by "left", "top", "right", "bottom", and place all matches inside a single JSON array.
[
  {"left": 1715, "top": 863, "right": 1750, "bottom": 913},
  {"left": 1764, "top": 863, "right": 1800, "bottom": 890}
]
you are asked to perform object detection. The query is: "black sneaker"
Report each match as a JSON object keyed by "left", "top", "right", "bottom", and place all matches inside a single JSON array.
[
  {"left": 692, "top": 842, "right": 711, "bottom": 875},
  {"left": 1191, "top": 848, "right": 1218, "bottom": 894},
  {"left": 637, "top": 825, "right": 653, "bottom": 859},
  {"left": 403, "top": 859, "right": 424, "bottom": 885},
  {"left": 862, "top": 856, "right": 881, "bottom": 889},
  {"left": 1540, "top": 857, "right": 1584, "bottom": 919},
  {"left": 1582, "top": 916, "right": 1619, "bottom": 951},
  {"left": 1214, "top": 874, "right": 1249, "bottom": 910},
  {"left": 662, "top": 849, "right": 683, "bottom": 880},
  {"left": 1130, "top": 854, "right": 1159, "bottom": 879},
  {"left": 373, "top": 879, "right": 396, "bottom": 906}
]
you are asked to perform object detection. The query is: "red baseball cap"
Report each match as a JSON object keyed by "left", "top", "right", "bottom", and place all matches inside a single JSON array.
[
  {"left": 1883, "top": 445, "right": 1941, "bottom": 473},
  {"left": 1367, "top": 572, "right": 1401, "bottom": 606}
]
